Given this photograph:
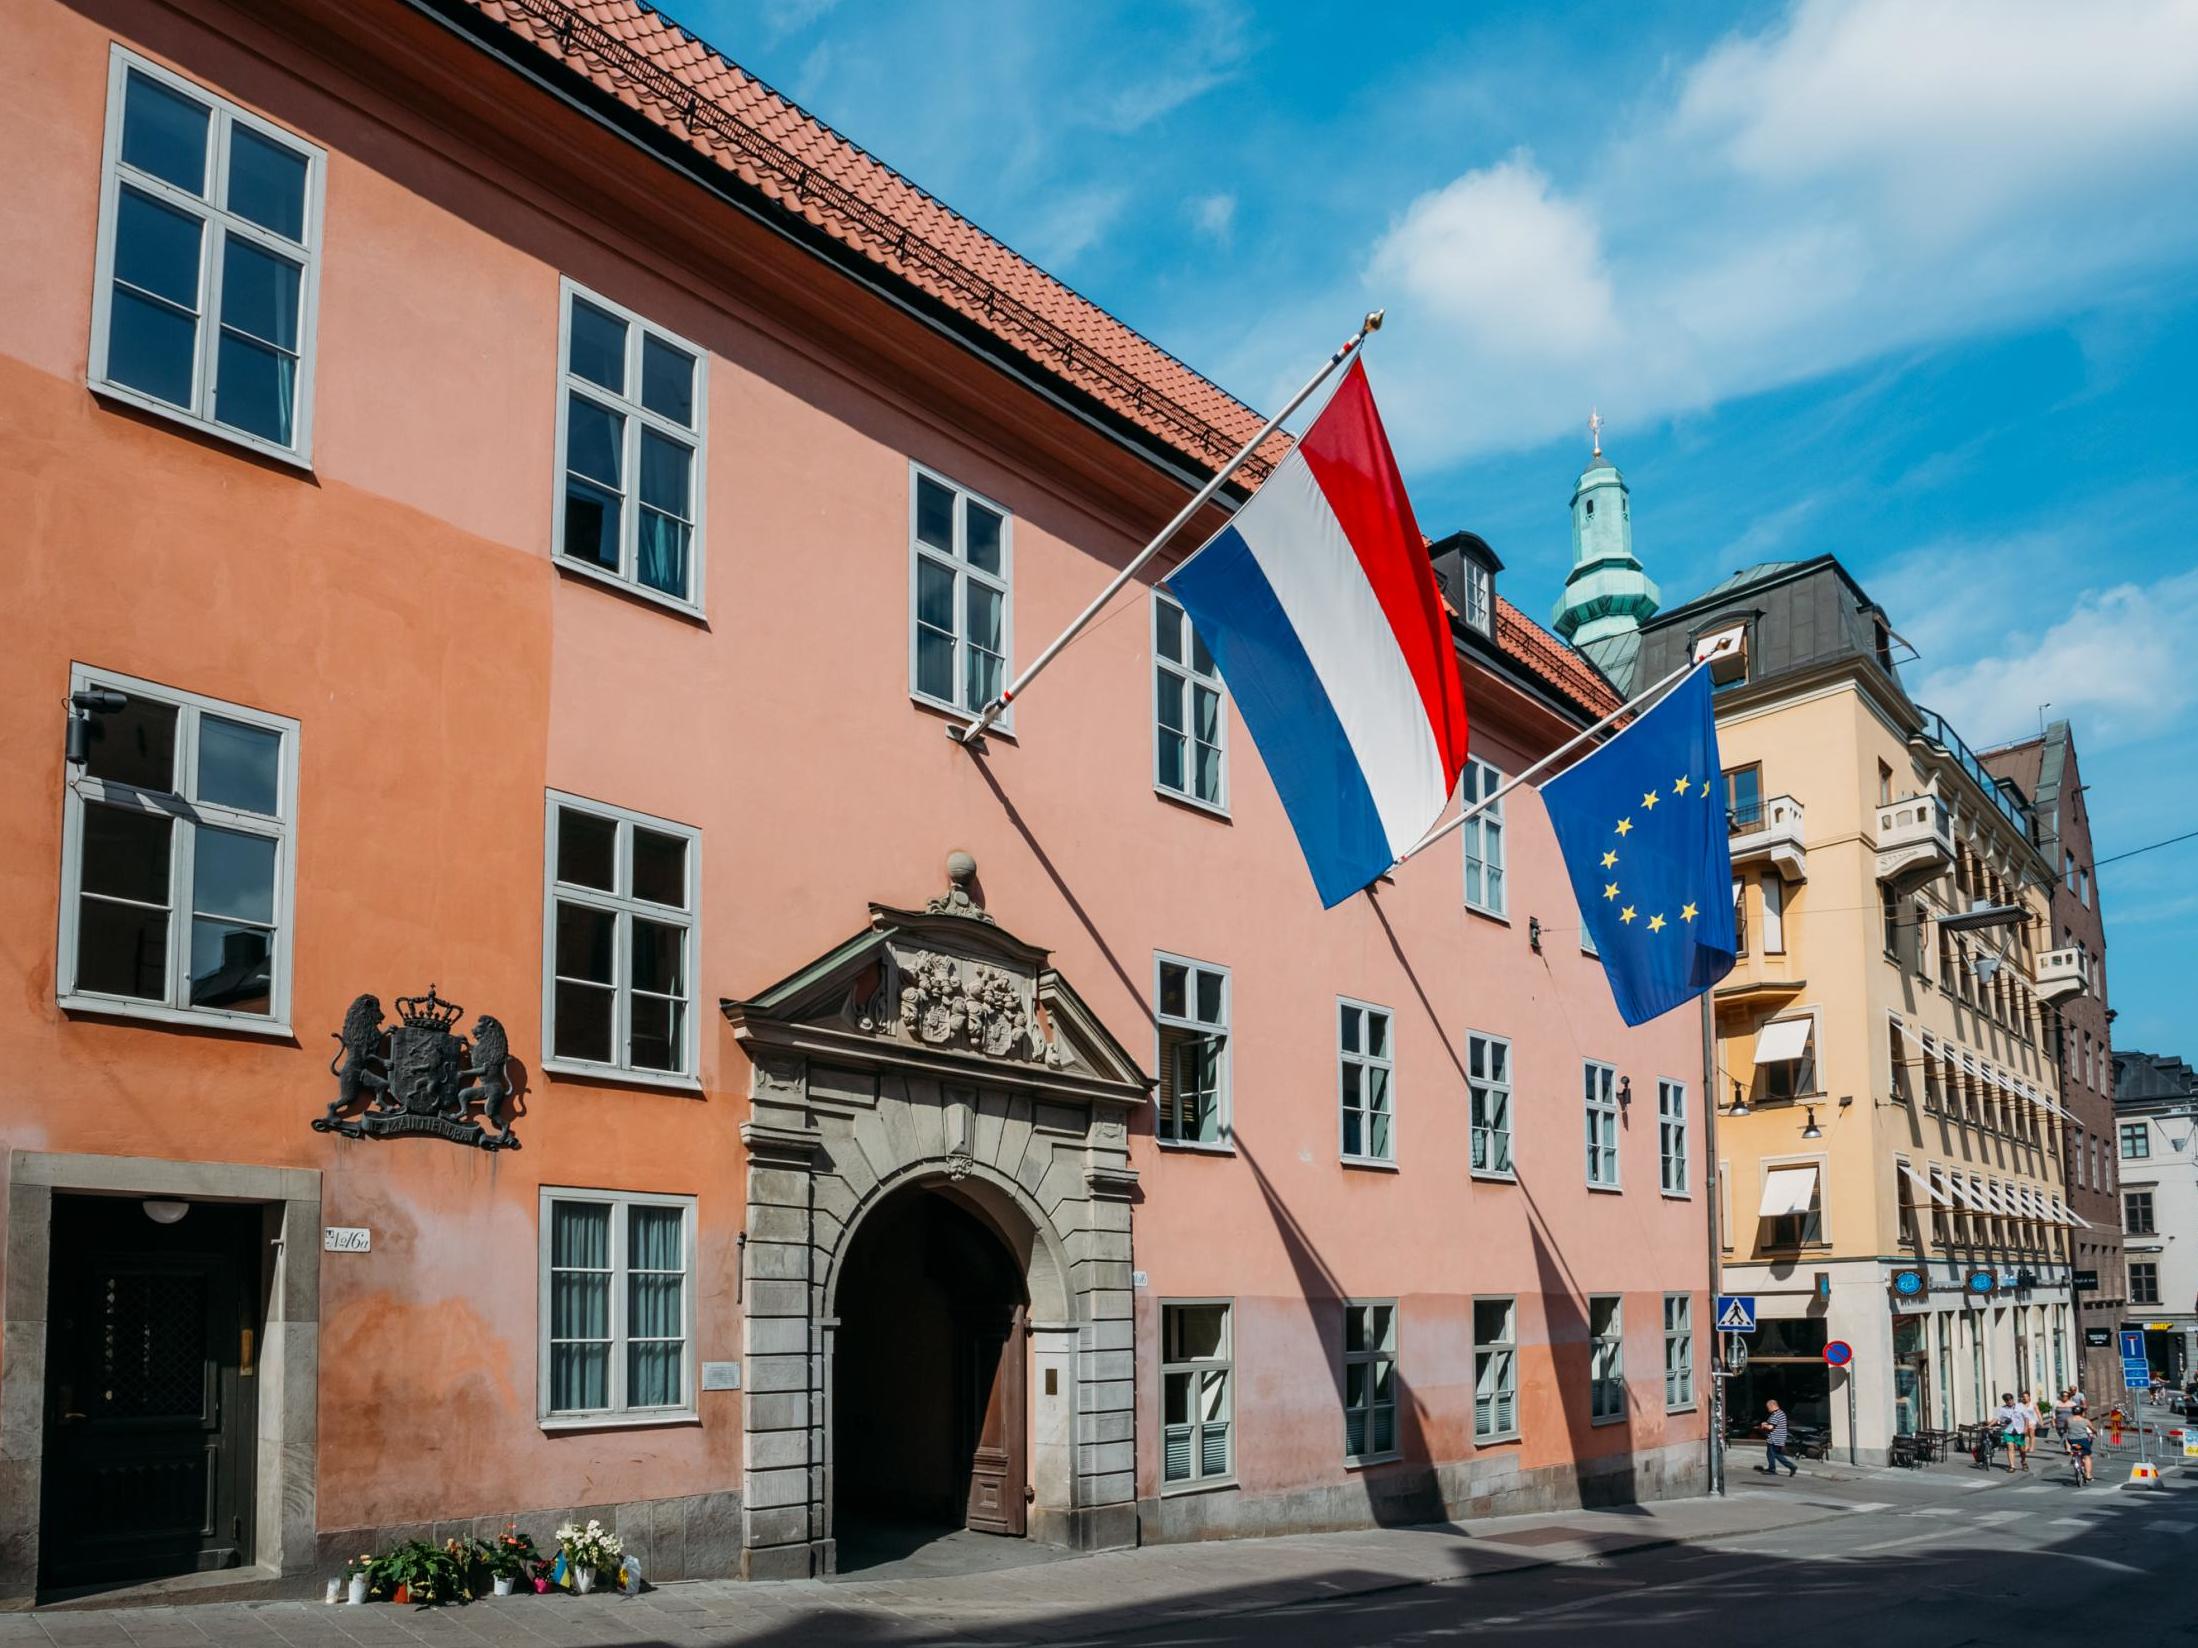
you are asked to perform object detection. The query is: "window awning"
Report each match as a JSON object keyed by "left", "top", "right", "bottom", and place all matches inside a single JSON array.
[
  {"left": 2058, "top": 1197, "right": 2094, "bottom": 1229},
  {"left": 1759, "top": 1164, "right": 1821, "bottom": 1218},
  {"left": 1949, "top": 1178, "right": 1990, "bottom": 1212},
  {"left": 1900, "top": 1162, "right": 1951, "bottom": 1206},
  {"left": 1754, "top": 1017, "right": 1814, "bottom": 1066}
]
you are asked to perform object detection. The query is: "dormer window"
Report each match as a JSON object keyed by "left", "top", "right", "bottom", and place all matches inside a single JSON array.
[{"left": 1463, "top": 560, "right": 1492, "bottom": 635}]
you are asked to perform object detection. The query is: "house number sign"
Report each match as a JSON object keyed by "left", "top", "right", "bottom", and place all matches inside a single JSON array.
[{"left": 323, "top": 1227, "right": 372, "bottom": 1253}]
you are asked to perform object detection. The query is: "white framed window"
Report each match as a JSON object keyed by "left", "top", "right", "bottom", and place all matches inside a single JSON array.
[
  {"left": 1161, "top": 1300, "right": 1232, "bottom": 1487},
  {"left": 1461, "top": 758, "right": 1506, "bottom": 916},
  {"left": 57, "top": 666, "right": 297, "bottom": 1033},
  {"left": 542, "top": 793, "right": 699, "bottom": 1085},
  {"left": 1473, "top": 1296, "right": 1518, "bottom": 1440},
  {"left": 1589, "top": 1294, "right": 1625, "bottom": 1423},
  {"left": 89, "top": 47, "right": 325, "bottom": 465},
  {"left": 2130, "top": 1262, "right": 2159, "bottom": 1306},
  {"left": 1658, "top": 1078, "right": 1688, "bottom": 1195},
  {"left": 1462, "top": 560, "right": 1493, "bottom": 634},
  {"left": 2121, "top": 1122, "right": 2149, "bottom": 1160},
  {"left": 1342, "top": 1300, "right": 1399, "bottom": 1462},
  {"left": 1153, "top": 590, "right": 1226, "bottom": 810},
  {"left": 910, "top": 464, "right": 1012, "bottom": 719},
  {"left": 554, "top": 279, "right": 706, "bottom": 610},
  {"left": 1468, "top": 1032, "right": 1512, "bottom": 1177},
  {"left": 539, "top": 1188, "right": 695, "bottom": 1424},
  {"left": 1156, "top": 953, "right": 1230, "bottom": 1147},
  {"left": 1584, "top": 1060, "right": 1620, "bottom": 1188},
  {"left": 1663, "top": 1294, "right": 1694, "bottom": 1409},
  {"left": 1339, "top": 998, "right": 1395, "bottom": 1164}
]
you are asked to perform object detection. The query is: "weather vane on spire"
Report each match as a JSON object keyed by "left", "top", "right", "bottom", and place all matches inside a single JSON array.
[{"left": 1589, "top": 408, "right": 1603, "bottom": 460}]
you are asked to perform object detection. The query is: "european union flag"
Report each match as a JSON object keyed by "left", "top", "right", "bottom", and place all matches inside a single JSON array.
[{"left": 1542, "top": 667, "right": 1737, "bottom": 1026}]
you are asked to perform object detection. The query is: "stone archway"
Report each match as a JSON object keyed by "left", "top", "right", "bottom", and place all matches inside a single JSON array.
[{"left": 722, "top": 862, "right": 1147, "bottom": 1580}]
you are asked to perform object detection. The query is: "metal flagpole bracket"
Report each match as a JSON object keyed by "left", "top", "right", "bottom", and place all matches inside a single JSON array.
[{"left": 949, "top": 308, "right": 1388, "bottom": 749}]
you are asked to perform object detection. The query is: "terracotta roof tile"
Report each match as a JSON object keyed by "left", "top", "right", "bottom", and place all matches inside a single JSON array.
[
  {"left": 464, "top": 0, "right": 1287, "bottom": 482},
  {"left": 460, "top": 0, "right": 1615, "bottom": 720}
]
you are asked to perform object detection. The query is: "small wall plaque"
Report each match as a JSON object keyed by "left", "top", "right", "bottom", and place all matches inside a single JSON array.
[
  {"left": 701, "top": 1361, "right": 742, "bottom": 1391},
  {"left": 1132, "top": 1269, "right": 1149, "bottom": 1290},
  {"left": 323, "top": 1226, "right": 371, "bottom": 1253}
]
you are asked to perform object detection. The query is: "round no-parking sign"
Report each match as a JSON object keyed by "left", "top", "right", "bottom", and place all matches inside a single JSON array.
[{"left": 1824, "top": 1340, "right": 1854, "bottom": 1367}]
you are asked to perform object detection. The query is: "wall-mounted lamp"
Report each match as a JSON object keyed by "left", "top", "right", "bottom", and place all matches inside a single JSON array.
[
  {"left": 141, "top": 1199, "right": 189, "bottom": 1225},
  {"left": 1728, "top": 1080, "right": 1751, "bottom": 1117},
  {"left": 1618, "top": 1075, "right": 1632, "bottom": 1108},
  {"left": 1800, "top": 1105, "right": 1823, "bottom": 1140},
  {"left": 1528, "top": 916, "right": 1543, "bottom": 954},
  {"left": 65, "top": 687, "right": 128, "bottom": 768}
]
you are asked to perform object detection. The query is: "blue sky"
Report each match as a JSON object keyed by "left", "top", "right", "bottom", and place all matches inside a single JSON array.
[{"left": 695, "top": 0, "right": 2198, "bottom": 1054}]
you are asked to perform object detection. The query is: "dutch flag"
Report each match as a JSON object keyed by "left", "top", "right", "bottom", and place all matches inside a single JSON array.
[{"left": 1167, "top": 361, "right": 1470, "bottom": 906}]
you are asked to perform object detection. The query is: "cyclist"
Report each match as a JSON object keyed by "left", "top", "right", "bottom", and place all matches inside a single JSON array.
[{"left": 2065, "top": 1408, "right": 2095, "bottom": 1484}]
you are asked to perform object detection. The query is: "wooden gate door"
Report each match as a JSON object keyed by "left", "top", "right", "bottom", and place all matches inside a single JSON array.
[
  {"left": 964, "top": 1304, "right": 1028, "bottom": 1535},
  {"left": 39, "top": 1198, "right": 258, "bottom": 1593}
]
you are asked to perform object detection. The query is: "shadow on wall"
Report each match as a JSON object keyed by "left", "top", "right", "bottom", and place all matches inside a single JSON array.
[{"left": 1238, "top": 1137, "right": 1436, "bottom": 1528}]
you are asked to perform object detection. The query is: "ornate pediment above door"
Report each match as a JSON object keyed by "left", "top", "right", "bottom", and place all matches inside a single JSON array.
[{"left": 719, "top": 854, "right": 1151, "bottom": 1111}]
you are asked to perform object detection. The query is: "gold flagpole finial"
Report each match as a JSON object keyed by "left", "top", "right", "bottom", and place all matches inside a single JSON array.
[{"left": 1589, "top": 408, "right": 1603, "bottom": 460}]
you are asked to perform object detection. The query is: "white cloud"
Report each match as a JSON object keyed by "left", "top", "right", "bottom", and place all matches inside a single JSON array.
[
  {"left": 1295, "top": 0, "right": 2198, "bottom": 467},
  {"left": 1190, "top": 192, "right": 1236, "bottom": 241},
  {"left": 1098, "top": 1, "right": 1250, "bottom": 132},
  {"left": 1016, "top": 184, "right": 1133, "bottom": 275},
  {"left": 1906, "top": 568, "right": 2198, "bottom": 751}
]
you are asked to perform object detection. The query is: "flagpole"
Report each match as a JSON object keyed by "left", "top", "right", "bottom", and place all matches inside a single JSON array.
[
  {"left": 1391, "top": 661, "right": 1699, "bottom": 866},
  {"left": 950, "top": 309, "right": 1387, "bottom": 747}
]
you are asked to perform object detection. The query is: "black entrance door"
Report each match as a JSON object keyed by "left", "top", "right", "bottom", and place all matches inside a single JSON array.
[{"left": 39, "top": 1196, "right": 261, "bottom": 1593}]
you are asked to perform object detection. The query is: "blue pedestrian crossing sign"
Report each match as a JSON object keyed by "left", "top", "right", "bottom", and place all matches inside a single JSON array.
[{"left": 1715, "top": 1295, "right": 1757, "bottom": 1333}]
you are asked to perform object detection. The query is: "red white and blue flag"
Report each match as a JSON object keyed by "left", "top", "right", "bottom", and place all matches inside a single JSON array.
[{"left": 1167, "top": 361, "right": 1469, "bottom": 906}]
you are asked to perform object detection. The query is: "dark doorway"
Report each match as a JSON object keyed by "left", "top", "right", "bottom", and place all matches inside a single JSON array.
[
  {"left": 834, "top": 1187, "right": 1027, "bottom": 1564},
  {"left": 39, "top": 1195, "right": 262, "bottom": 1595}
]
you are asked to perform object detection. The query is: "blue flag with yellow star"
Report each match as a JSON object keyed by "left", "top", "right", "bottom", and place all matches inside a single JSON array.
[{"left": 1541, "top": 666, "right": 1737, "bottom": 1026}]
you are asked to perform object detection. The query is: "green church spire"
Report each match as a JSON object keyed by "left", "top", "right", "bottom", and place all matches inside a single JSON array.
[{"left": 1551, "top": 411, "right": 1659, "bottom": 692}]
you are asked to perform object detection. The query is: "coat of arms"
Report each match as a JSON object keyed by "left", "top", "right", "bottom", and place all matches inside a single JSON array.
[{"left": 313, "top": 987, "right": 518, "bottom": 1150}]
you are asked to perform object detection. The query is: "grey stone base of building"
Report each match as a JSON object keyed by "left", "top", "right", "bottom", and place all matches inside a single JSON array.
[
  {"left": 1140, "top": 1441, "right": 1710, "bottom": 1543},
  {"left": 317, "top": 1489, "right": 744, "bottom": 1588}
]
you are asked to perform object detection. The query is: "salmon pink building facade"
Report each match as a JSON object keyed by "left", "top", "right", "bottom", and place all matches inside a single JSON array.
[{"left": 0, "top": 0, "right": 1709, "bottom": 1602}]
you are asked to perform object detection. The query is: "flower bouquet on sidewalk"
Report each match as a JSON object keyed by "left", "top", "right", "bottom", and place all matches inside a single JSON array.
[
  {"left": 486, "top": 1524, "right": 541, "bottom": 1597},
  {"left": 550, "top": 1519, "right": 623, "bottom": 1594}
]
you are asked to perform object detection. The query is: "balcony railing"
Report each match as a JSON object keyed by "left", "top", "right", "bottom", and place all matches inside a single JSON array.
[
  {"left": 2036, "top": 946, "right": 2091, "bottom": 1002},
  {"left": 1728, "top": 794, "right": 1806, "bottom": 881},
  {"left": 1915, "top": 707, "right": 2034, "bottom": 838},
  {"left": 1876, "top": 794, "right": 1955, "bottom": 893}
]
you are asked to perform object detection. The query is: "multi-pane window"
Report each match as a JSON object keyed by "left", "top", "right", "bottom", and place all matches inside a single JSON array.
[
  {"left": 1658, "top": 1079, "right": 1688, "bottom": 1194},
  {"left": 1584, "top": 1060, "right": 1620, "bottom": 1187},
  {"left": 1153, "top": 591, "right": 1225, "bottom": 809},
  {"left": 91, "top": 49, "right": 323, "bottom": 461},
  {"left": 1461, "top": 758, "right": 1507, "bottom": 915},
  {"left": 1156, "top": 954, "right": 1229, "bottom": 1146},
  {"left": 1469, "top": 1033, "right": 1512, "bottom": 1176},
  {"left": 1461, "top": 560, "right": 1492, "bottom": 634},
  {"left": 58, "top": 669, "right": 295, "bottom": 1027},
  {"left": 555, "top": 281, "right": 705, "bottom": 606},
  {"left": 1588, "top": 1295, "right": 1625, "bottom": 1422},
  {"left": 541, "top": 1190, "right": 692, "bottom": 1420},
  {"left": 2125, "top": 1190, "right": 2156, "bottom": 1235},
  {"left": 1663, "top": 1295, "right": 1694, "bottom": 1409},
  {"left": 1339, "top": 1000, "right": 1394, "bottom": 1163},
  {"left": 2121, "top": 1122, "right": 2150, "bottom": 1160},
  {"left": 910, "top": 466, "right": 1011, "bottom": 716},
  {"left": 543, "top": 795, "right": 699, "bottom": 1079},
  {"left": 1161, "top": 1302, "right": 1231, "bottom": 1486},
  {"left": 1343, "top": 1301, "right": 1398, "bottom": 1461},
  {"left": 1473, "top": 1297, "right": 1518, "bottom": 1440},
  {"left": 2130, "top": 1262, "right": 2160, "bottom": 1306}
]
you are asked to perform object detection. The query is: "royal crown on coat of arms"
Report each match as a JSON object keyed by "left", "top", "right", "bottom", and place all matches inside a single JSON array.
[{"left": 312, "top": 985, "right": 519, "bottom": 1151}]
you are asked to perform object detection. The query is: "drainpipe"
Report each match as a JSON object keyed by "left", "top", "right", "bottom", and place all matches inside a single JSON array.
[{"left": 1702, "top": 990, "right": 1725, "bottom": 1496}]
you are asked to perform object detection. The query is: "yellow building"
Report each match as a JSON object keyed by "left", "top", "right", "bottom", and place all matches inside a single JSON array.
[{"left": 1633, "top": 559, "right": 2080, "bottom": 1464}]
